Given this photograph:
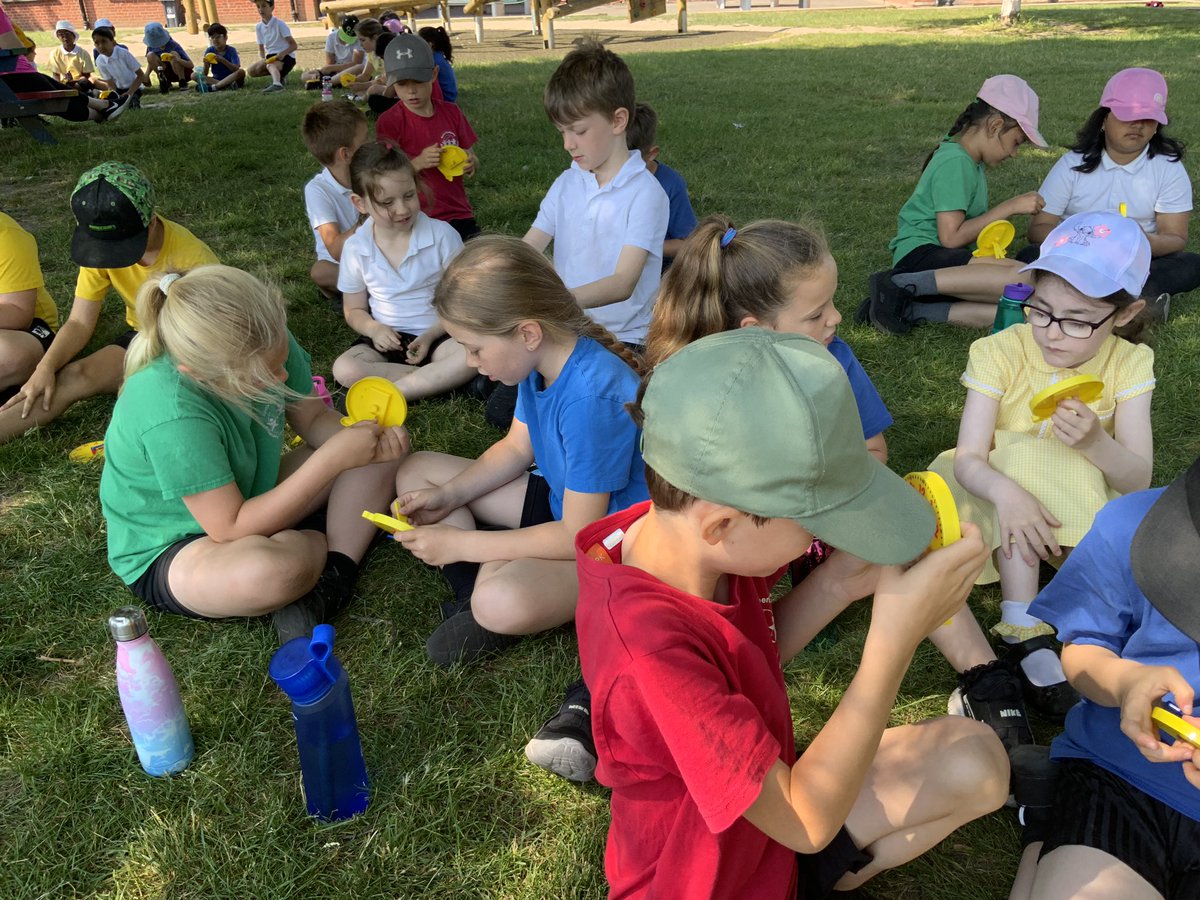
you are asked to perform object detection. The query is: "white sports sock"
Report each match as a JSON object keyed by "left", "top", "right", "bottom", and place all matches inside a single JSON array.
[{"left": 999, "top": 601, "right": 1066, "bottom": 688}]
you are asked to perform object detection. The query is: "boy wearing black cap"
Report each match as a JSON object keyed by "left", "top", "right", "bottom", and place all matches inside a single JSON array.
[
  {"left": 375, "top": 33, "right": 480, "bottom": 241},
  {"left": 575, "top": 329, "right": 1008, "bottom": 897},
  {"left": 1010, "top": 460, "right": 1200, "bottom": 897},
  {"left": 0, "top": 163, "right": 217, "bottom": 445}
]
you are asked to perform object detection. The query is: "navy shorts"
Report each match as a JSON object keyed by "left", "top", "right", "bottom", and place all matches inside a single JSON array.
[
  {"left": 520, "top": 473, "right": 554, "bottom": 527},
  {"left": 25, "top": 317, "right": 54, "bottom": 352},
  {"left": 796, "top": 827, "right": 873, "bottom": 898},
  {"left": 892, "top": 243, "right": 974, "bottom": 275},
  {"left": 1039, "top": 758, "right": 1200, "bottom": 897},
  {"left": 110, "top": 329, "right": 137, "bottom": 350},
  {"left": 351, "top": 331, "right": 450, "bottom": 366}
]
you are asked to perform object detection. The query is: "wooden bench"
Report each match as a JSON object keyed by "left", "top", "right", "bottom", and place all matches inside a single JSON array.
[
  {"left": 460, "top": 0, "right": 687, "bottom": 49},
  {"left": 0, "top": 77, "right": 78, "bottom": 145},
  {"left": 320, "top": 0, "right": 454, "bottom": 34}
]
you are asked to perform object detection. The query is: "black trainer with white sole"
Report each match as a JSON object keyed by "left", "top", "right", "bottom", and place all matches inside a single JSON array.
[
  {"left": 948, "top": 658, "right": 1034, "bottom": 754},
  {"left": 524, "top": 678, "right": 597, "bottom": 783}
]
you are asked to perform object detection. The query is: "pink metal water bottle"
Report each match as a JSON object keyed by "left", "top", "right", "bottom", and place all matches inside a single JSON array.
[{"left": 109, "top": 607, "right": 194, "bottom": 776}]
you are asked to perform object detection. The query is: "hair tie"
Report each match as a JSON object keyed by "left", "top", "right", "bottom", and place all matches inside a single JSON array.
[
  {"left": 159, "top": 272, "right": 182, "bottom": 295},
  {"left": 719, "top": 227, "right": 737, "bottom": 249}
]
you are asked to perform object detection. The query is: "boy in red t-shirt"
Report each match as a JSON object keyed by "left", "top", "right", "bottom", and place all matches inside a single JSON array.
[
  {"left": 374, "top": 33, "right": 479, "bottom": 241},
  {"left": 575, "top": 328, "right": 1009, "bottom": 899}
]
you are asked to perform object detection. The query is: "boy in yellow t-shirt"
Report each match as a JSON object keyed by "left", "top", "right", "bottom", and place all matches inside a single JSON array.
[
  {"left": 48, "top": 20, "right": 94, "bottom": 90},
  {"left": 0, "top": 212, "right": 60, "bottom": 404},
  {"left": 0, "top": 163, "right": 217, "bottom": 445}
]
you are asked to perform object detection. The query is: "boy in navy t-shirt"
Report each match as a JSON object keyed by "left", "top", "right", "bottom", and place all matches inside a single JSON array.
[
  {"left": 142, "top": 22, "right": 193, "bottom": 93},
  {"left": 201, "top": 23, "right": 245, "bottom": 92}
]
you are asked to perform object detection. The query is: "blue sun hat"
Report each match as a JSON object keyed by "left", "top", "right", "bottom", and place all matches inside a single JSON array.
[{"left": 143, "top": 22, "right": 170, "bottom": 49}]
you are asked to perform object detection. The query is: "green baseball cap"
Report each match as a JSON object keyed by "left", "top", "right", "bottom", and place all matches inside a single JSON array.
[
  {"left": 640, "top": 329, "right": 935, "bottom": 565},
  {"left": 70, "top": 162, "right": 156, "bottom": 269}
]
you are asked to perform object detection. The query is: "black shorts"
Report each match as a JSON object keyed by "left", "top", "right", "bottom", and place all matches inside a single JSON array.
[
  {"left": 25, "top": 317, "right": 54, "bottom": 352},
  {"left": 1039, "top": 758, "right": 1200, "bottom": 897},
  {"left": 448, "top": 218, "right": 481, "bottom": 242},
  {"left": 351, "top": 331, "right": 450, "bottom": 366},
  {"left": 109, "top": 329, "right": 137, "bottom": 350},
  {"left": 520, "top": 473, "right": 554, "bottom": 527},
  {"left": 275, "top": 54, "right": 297, "bottom": 80},
  {"left": 796, "top": 827, "right": 873, "bottom": 898},
  {"left": 892, "top": 243, "right": 974, "bottom": 275}
]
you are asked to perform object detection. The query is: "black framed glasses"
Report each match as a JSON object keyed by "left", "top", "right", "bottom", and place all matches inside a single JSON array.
[{"left": 1019, "top": 303, "right": 1119, "bottom": 339}]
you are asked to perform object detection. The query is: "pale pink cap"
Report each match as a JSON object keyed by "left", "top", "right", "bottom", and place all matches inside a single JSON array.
[
  {"left": 977, "top": 74, "right": 1047, "bottom": 148},
  {"left": 1101, "top": 67, "right": 1168, "bottom": 126}
]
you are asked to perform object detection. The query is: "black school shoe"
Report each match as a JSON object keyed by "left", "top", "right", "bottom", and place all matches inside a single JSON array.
[
  {"left": 947, "top": 658, "right": 1034, "bottom": 754},
  {"left": 867, "top": 271, "right": 918, "bottom": 336},
  {"left": 1004, "top": 635, "right": 1080, "bottom": 721},
  {"left": 425, "top": 607, "right": 519, "bottom": 668},
  {"left": 524, "top": 678, "right": 597, "bottom": 783}
]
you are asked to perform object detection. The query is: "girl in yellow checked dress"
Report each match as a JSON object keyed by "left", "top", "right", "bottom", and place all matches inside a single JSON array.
[{"left": 926, "top": 211, "right": 1154, "bottom": 749}]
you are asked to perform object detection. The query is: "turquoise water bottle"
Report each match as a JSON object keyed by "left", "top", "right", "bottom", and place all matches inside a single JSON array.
[
  {"left": 991, "top": 282, "right": 1034, "bottom": 334},
  {"left": 269, "top": 625, "right": 370, "bottom": 821}
]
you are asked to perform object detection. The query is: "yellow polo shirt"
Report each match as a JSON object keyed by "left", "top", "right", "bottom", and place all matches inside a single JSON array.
[
  {"left": 75, "top": 218, "right": 218, "bottom": 329},
  {"left": 0, "top": 212, "right": 59, "bottom": 330}
]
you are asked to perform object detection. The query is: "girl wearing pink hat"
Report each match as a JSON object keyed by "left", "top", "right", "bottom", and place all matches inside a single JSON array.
[
  {"left": 864, "top": 75, "right": 1049, "bottom": 335},
  {"left": 1022, "top": 67, "right": 1200, "bottom": 306}
]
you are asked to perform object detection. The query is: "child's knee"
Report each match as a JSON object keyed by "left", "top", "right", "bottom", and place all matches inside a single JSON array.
[
  {"left": 941, "top": 718, "right": 1010, "bottom": 815},
  {"left": 331, "top": 351, "right": 369, "bottom": 387},
  {"left": 247, "top": 532, "right": 325, "bottom": 605},
  {"left": 470, "top": 582, "right": 526, "bottom": 634},
  {"left": 394, "top": 450, "right": 445, "bottom": 491}
]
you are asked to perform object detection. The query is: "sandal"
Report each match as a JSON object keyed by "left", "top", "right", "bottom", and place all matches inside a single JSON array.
[{"left": 1005, "top": 635, "right": 1079, "bottom": 720}]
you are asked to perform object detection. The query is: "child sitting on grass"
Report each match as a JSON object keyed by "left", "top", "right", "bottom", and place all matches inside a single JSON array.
[
  {"left": 865, "top": 75, "right": 1048, "bottom": 333},
  {"left": 142, "top": 22, "right": 192, "bottom": 94},
  {"left": 0, "top": 163, "right": 217, "bottom": 445},
  {"left": 375, "top": 33, "right": 479, "bottom": 241},
  {"left": 300, "top": 14, "right": 363, "bottom": 86},
  {"left": 331, "top": 141, "right": 470, "bottom": 400},
  {"left": 48, "top": 20, "right": 94, "bottom": 91},
  {"left": 92, "top": 25, "right": 149, "bottom": 107},
  {"left": 625, "top": 102, "right": 697, "bottom": 269},
  {"left": 302, "top": 100, "right": 369, "bottom": 306},
  {"left": 0, "top": 212, "right": 58, "bottom": 405},
  {"left": 99, "top": 265, "right": 407, "bottom": 645},
  {"left": 201, "top": 24, "right": 245, "bottom": 92},
  {"left": 1009, "top": 458, "right": 1200, "bottom": 899},
  {"left": 577, "top": 327, "right": 1008, "bottom": 897},
  {"left": 248, "top": 0, "right": 297, "bottom": 94},
  {"left": 391, "top": 235, "right": 648, "bottom": 668}
]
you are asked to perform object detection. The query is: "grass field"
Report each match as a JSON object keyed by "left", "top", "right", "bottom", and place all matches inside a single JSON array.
[{"left": 4, "top": 5, "right": 1200, "bottom": 897}]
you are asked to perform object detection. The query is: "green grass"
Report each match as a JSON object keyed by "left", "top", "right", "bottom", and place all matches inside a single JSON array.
[{"left": 4, "top": 6, "right": 1200, "bottom": 897}]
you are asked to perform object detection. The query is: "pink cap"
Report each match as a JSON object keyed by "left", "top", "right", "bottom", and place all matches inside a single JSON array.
[
  {"left": 977, "top": 74, "right": 1047, "bottom": 148},
  {"left": 1101, "top": 67, "right": 1168, "bottom": 126},
  {"left": 1020, "top": 211, "right": 1150, "bottom": 298}
]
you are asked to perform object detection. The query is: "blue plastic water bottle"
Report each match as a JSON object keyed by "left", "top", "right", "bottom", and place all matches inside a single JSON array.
[
  {"left": 991, "top": 282, "right": 1034, "bottom": 334},
  {"left": 269, "top": 625, "right": 370, "bottom": 821}
]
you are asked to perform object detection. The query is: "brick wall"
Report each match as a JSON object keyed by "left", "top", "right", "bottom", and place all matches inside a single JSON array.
[{"left": 7, "top": 0, "right": 320, "bottom": 32}]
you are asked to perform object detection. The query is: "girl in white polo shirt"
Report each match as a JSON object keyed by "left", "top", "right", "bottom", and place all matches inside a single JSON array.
[
  {"left": 1024, "top": 68, "right": 1199, "bottom": 304},
  {"left": 331, "top": 141, "right": 472, "bottom": 400}
]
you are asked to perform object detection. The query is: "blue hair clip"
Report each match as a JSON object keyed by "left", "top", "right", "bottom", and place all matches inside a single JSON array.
[{"left": 719, "top": 227, "right": 737, "bottom": 249}]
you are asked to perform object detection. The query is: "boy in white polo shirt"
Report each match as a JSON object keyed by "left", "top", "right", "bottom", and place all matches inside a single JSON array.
[
  {"left": 248, "top": 0, "right": 297, "bottom": 93},
  {"left": 522, "top": 41, "right": 668, "bottom": 352},
  {"left": 93, "top": 25, "right": 148, "bottom": 106},
  {"left": 302, "top": 100, "right": 369, "bottom": 306}
]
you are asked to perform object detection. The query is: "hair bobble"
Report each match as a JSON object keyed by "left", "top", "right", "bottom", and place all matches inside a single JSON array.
[
  {"left": 159, "top": 272, "right": 182, "bottom": 295},
  {"left": 719, "top": 227, "right": 737, "bottom": 249}
]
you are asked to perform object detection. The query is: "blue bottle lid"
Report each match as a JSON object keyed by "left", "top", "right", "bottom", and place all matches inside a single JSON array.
[
  {"left": 269, "top": 624, "right": 344, "bottom": 705},
  {"left": 1002, "top": 282, "right": 1034, "bottom": 302}
]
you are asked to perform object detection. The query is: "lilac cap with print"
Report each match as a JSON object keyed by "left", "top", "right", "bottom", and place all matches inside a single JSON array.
[
  {"left": 1020, "top": 211, "right": 1150, "bottom": 298},
  {"left": 1101, "top": 67, "right": 1168, "bottom": 126},
  {"left": 977, "top": 74, "right": 1047, "bottom": 148}
]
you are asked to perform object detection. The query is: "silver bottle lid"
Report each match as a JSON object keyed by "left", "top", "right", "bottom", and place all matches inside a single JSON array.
[{"left": 108, "top": 606, "right": 148, "bottom": 642}]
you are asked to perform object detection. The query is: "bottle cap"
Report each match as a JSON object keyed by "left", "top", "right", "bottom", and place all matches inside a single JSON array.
[
  {"left": 108, "top": 606, "right": 148, "bottom": 642},
  {"left": 1002, "top": 282, "right": 1034, "bottom": 302},
  {"left": 269, "top": 624, "right": 343, "bottom": 705}
]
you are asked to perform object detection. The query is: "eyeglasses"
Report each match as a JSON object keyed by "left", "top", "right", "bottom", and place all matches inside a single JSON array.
[{"left": 1019, "top": 303, "right": 1119, "bottom": 339}]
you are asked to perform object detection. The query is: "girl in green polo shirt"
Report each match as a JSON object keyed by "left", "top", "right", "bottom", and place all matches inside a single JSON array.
[
  {"left": 864, "top": 75, "right": 1049, "bottom": 334},
  {"left": 99, "top": 264, "right": 408, "bottom": 644}
]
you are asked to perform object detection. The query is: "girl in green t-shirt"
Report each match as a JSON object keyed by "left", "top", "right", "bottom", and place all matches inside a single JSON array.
[
  {"left": 99, "top": 264, "right": 408, "bottom": 645},
  {"left": 865, "top": 75, "right": 1049, "bottom": 334}
]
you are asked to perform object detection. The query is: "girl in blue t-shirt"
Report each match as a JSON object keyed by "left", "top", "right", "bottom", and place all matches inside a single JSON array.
[
  {"left": 867, "top": 75, "right": 1049, "bottom": 334},
  {"left": 391, "top": 235, "right": 648, "bottom": 668},
  {"left": 417, "top": 26, "right": 457, "bottom": 103},
  {"left": 98, "top": 265, "right": 407, "bottom": 645},
  {"left": 647, "top": 214, "right": 892, "bottom": 463}
]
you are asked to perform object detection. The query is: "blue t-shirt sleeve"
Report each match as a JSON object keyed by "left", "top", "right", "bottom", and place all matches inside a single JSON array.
[
  {"left": 658, "top": 166, "right": 697, "bottom": 242},
  {"left": 165, "top": 39, "right": 191, "bottom": 61},
  {"left": 559, "top": 395, "right": 641, "bottom": 497},
  {"left": 1030, "top": 493, "right": 1157, "bottom": 654},
  {"left": 826, "top": 338, "right": 892, "bottom": 440}
]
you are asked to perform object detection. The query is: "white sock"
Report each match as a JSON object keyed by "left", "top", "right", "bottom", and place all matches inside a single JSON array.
[{"left": 999, "top": 600, "right": 1066, "bottom": 687}]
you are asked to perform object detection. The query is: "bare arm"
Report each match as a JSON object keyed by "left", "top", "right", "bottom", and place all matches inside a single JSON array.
[
  {"left": 570, "top": 245, "right": 649, "bottom": 310},
  {"left": 773, "top": 549, "right": 881, "bottom": 662},
  {"left": 936, "top": 192, "right": 1045, "bottom": 248},
  {"left": 1049, "top": 390, "right": 1152, "bottom": 495},
  {"left": 522, "top": 227, "right": 552, "bottom": 253},
  {"left": 314, "top": 220, "right": 359, "bottom": 262},
  {"left": 1026, "top": 210, "right": 1063, "bottom": 246},
  {"left": 744, "top": 529, "right": 988, "bottom": 852},
  {"left": 865, "top": 432, "right": 888, "bottom": 465},
  {"left": 445, "top": 488, "right": 610, "bottom": 564},
  {"left": 1148, "top": 211, "right": 1189, "bottom": 258}
]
